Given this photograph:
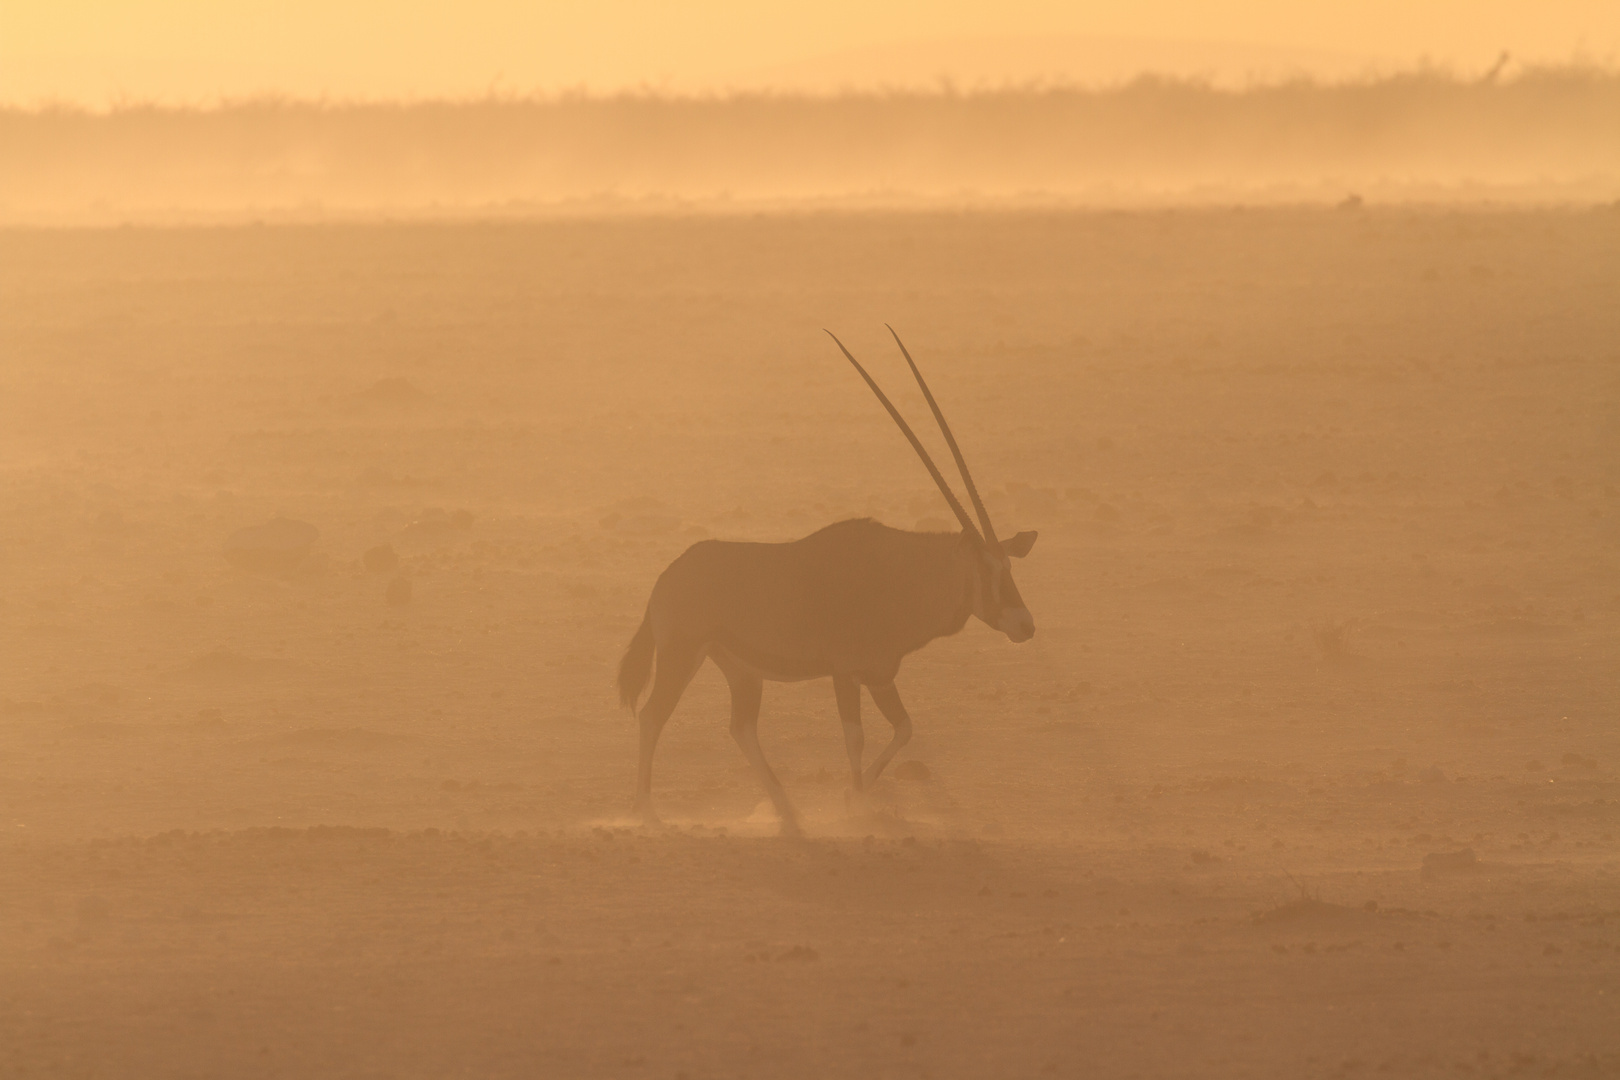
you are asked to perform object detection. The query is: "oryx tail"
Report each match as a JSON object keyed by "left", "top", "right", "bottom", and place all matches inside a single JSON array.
[{"left": 618, "top": 613, "right": 655, "bottom": 711}]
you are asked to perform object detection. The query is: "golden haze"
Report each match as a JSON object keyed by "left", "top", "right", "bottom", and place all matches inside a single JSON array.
[{"left": 2, "top": 3, "right": 1619, "bottom": 1078}]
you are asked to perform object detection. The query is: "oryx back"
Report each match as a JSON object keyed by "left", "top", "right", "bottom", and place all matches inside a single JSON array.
[{"left": 639, "top": 519, "right": 970, "bottom": 688}]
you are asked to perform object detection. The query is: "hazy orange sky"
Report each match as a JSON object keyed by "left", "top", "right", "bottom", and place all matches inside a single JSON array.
[{"left": 4, "top": 0, "right": 1617, "bottom": 105}]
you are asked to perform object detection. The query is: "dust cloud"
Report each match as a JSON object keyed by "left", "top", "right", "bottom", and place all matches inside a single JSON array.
[
  {"left": 5, "top": 69, "right": 1620, "bottom": 224},
  {"left": 2, "top": 200, "right": 1618, "bottom": 1077}
]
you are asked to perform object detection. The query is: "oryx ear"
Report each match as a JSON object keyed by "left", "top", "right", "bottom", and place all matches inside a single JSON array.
[{"left": 1003, "top": 530, "right": 1038, "bottom": 558}]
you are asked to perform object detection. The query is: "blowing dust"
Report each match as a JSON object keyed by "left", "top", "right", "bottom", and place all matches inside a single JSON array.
[
  {"left": 7, "top": 70, "right": 1620, "bottom": 223},
  {"left": 2, "top": 208, "right": 1618, "bottom": 1077}
]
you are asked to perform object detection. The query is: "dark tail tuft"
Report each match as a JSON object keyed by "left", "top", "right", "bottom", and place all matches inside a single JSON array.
[{"left": 617, "top": 614, "right": 655, "bottom": 712}]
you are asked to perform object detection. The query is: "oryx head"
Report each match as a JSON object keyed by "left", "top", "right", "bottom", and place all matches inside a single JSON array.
[
  {"left": 968, "top": 526, "right": 1039, "bottom": 642},
  {"left": 827, "top": 326, "right": 1039, "bottom": 643}
]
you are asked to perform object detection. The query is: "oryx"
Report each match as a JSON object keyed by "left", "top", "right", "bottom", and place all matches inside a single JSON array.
[{"left": 618, "top": 327, "right": 1037, "bottom": 833}]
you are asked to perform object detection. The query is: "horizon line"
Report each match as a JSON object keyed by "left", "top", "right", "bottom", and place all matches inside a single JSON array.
[{"left": 5, "top": 59, "right": 1617, "bottom": 115}]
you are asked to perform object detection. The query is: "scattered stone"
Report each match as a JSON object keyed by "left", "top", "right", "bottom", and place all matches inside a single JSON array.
[
  {"left": 363, "top": 544, "right": 399, "bottom": 572},
  {"left": 356, "top": 377, "right": 426, "bottom": 405},
  {"left": 386, "top": 574, "right": 412, "bottom": 606},
  {"left": 75, "top": 683, "right": 121, "bottom": 707},
  {"left": 1190, "top": 849, "right": 1221, "bottom": 865},
  {"left": 776, "top": 945, "right": 819, "bottom": 962},
  {"left": 892, "top": 760, "right": 931, "bottom": 782},
  {"left": 270, "top": 727, "right": 403, "bottom": 750},
  {"left": 223, "top": 517, "right": 319, "bottom": 573},
  {"left": 1561, "top": 753, "right": 1598, "bottom": 770},
  {"left": 356, "top": 466, "right": 424, "bottom": 488},
  {"left": 1253, "top": 898, "right": 1362, "bottom": 925},
  {"left": 600, "top": 496, "right": 680, "bottom": 535},
  {"left": 1419, "top": 766, "right": 1447, "bottom": 784},
  {"left": 76, "top": 894, "right": 110, "bottom": 923},
  {"left": 1314, "top": 621, "right": 1354, "bottom": 660},
  {"left": 397, "top": 508, "right": 474, "bottom": 549},
  {"left": 1421, "top": 848, "right": 1479, "bottom": 877},
  {"left": 181, "top": 651, "right": 294, "bottom": 681}
]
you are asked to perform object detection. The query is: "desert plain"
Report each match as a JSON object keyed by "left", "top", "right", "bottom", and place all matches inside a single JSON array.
[{"left": 1, "top": 207, "right": 1618, "bottom": 1078}]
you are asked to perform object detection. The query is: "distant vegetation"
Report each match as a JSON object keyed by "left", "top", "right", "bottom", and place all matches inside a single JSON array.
[{"left": 3, "top": 67, "right": 1617, "bottom": 222}]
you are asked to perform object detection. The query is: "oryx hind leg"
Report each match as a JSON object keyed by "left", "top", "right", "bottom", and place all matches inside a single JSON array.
[
  {"left": 863, "top": 682, "right": 913, "bottom": 786},
  {"left": 633, "top": 637, "right": 704, "bottom": 824},
  {"left": 834, "top": 674, "right": 864, "bottom": 793},
  {"left": 714, "top": 656, "right": 801, "bottom": 836}
]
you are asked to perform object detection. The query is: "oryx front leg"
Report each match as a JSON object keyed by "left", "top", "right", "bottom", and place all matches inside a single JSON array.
[
  {"left": 834, "top": 674, "right": 864, "bottom": 793},
  {"left": 724, "top": 668, "right": 801, "bottom": 836},
  {"left": 864, "top": 682, "right": 913, "bottom": 786}
]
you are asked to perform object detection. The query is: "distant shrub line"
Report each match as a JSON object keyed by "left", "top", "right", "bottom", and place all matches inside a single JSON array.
[{"left": 3, "top": 68, "right": 1616, "bottom": 221}]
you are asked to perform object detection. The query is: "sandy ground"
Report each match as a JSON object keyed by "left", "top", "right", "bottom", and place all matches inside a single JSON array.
[{"left": 2, "top": 208, "right": 1618, "bottom": 1078}]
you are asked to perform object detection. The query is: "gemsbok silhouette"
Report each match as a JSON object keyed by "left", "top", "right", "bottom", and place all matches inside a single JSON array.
[{"left": 618, "top": 327, "right": 1037, "bottom": 833}]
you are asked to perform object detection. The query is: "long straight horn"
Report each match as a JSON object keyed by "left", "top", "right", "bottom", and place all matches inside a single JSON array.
[
  {"left": 825, "top": 331, "right": 984, "bottom": 545},
  {"left": 886, "top": 325, "right": 1000, "bottom": 549}
]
